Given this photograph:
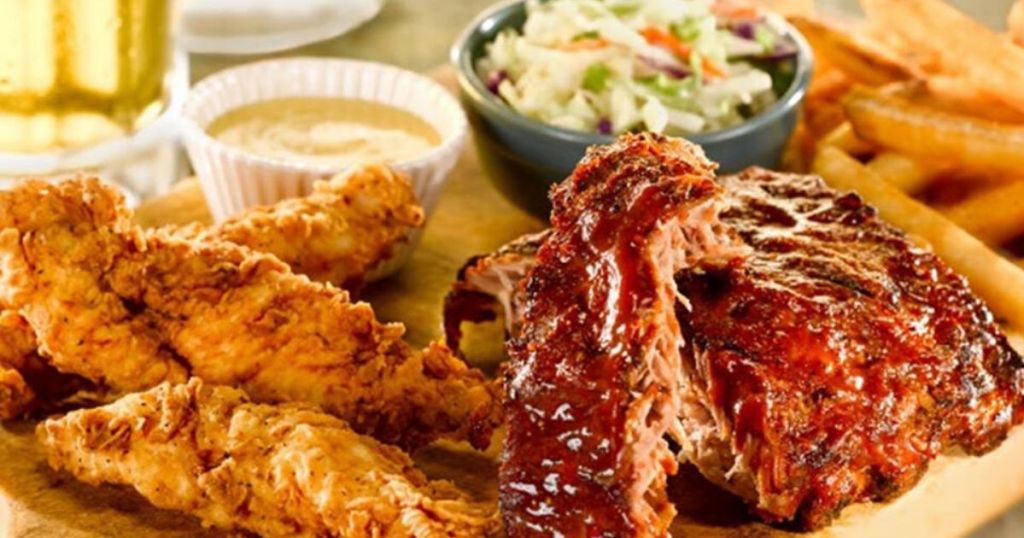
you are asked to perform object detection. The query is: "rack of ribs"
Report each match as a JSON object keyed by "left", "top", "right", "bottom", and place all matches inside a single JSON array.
[
  {"left": 500, "top": 134, "right": 749, "bottom": 535},
  {"left": 450, "top": 138, "right": 1024, "bottom": 532}
]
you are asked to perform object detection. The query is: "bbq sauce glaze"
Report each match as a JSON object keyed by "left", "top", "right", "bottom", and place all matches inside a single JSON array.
[
  {"left": 501, "top": 134, "right": 722, "bottom": 536},
  {"left": 675, "top": 170, "right": 1024, "bottom": 528}
]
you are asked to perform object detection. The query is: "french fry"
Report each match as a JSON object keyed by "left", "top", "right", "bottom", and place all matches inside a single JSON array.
[
  {"left": 1011, "top": 0, "right": 1024, "bottom": 48},
  {"left": 859, "top": 21, "right": 941, "bottom": 75},
  {"left": 820, "top": 122, "right": 874, "bottom": 156},
  {"left": 943, "top": 180, "right": 1024, "bottom": 246},
  {"left": 920, "top": 77, "right": 1024, "bottom": 124},
  {"left": 865, "top": 151, "right": 942, "bottom": 194},
  {"left": 811, "top": 49, "right": 860, "bottom": 98},
  {"left": 1008, "top": 331, "right": 1024, "bottom": 356},
  {"left": 780, "top": 118, "right": 812, "bottom": 173},
  {"left": 812, "top": 146, "right": 1024, "bottom": 330},
  {"left": 861, "top": 0, "right": 1024, "bottom": 113},
  {"left": 803, "top": 70, "right": 848, "bottom": 134},
  {"left": 805, "top": 99, "right": 847, "bottom": 139},
  {"left": 843, "top": 86, "right": 1024, "bottom": 175},
  {"left": 789, "top": 15, "right": 915, "bottom": 86},
  {"left": 807, "top": 66, "right": 853, "bottom": 103}
]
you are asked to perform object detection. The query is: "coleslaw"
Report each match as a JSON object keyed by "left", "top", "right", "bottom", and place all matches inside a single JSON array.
[{"left": 476, "top": 0, "right": 796, "bottom": 135}]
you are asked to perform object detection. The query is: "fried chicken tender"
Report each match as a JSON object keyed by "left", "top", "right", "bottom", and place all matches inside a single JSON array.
[
  {"left": 0, "top": 179, "right": 190, "bottom": 394},
  {"left": 0, "top": 369, "right": 31, "bottom": 419},
  {"left": 0, "top": 311, "right": 38, "bottom": 418},
  {"left": 0, "top": 309, "right": 90, "bottom": 418},
  {"left": 173, "top": 164, "right": 424, "bottom": 289},
  {"left": 0, "top": 164, "right": 424, "bottom": 420},
  {"left": 0, "top": 177, "right": 500, "bottom": 450},
  {"left": 38, "top": 379, "right": 500, "bottom": 538}
]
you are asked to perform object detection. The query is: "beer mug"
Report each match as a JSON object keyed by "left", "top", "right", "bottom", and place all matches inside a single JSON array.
[{"left": 0, "top": 0, "right": 186, "bottom": 197}]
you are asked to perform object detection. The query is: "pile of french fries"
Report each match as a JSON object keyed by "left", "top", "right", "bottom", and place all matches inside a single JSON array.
[{"left": 775, "top": 0, "right": 1024, "bottom": 330}]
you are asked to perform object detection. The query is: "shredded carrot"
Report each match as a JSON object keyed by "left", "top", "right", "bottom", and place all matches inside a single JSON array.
[
  {"left": 700, "top": 57, "right": 727, "bottom": 80},
  {"left": 640, "top": 26, "right": 726, "bottom": 80},
  {"left": 641, "top": 27, "right": 692, "bottom": 59}
]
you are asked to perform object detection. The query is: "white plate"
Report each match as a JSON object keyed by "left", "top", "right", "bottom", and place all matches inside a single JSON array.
[{"left": 181, "top": 0, "right": 383, "bottom": 55}]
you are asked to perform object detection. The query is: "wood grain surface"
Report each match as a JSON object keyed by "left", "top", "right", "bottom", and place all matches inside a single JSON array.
[{"left": 2, "top": 67, "right": 1023, "bottom": 537}]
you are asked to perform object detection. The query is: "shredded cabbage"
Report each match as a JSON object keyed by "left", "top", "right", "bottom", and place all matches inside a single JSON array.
[{"left": 477, "top": 0, "right": 788, "bottom": 135}]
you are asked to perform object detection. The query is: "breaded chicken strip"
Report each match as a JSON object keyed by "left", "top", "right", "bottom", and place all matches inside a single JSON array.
[
  {"left": 0, "top": 309, "right": 91, "bottom": 418},
  {"left": 0, "top": 165, "right": 424, "bottom": 420},
  {"left": 0, "top": 179, "right": 190, "bottom": 394},
  {"left": 0, "top": 311, "right": 40, "bottom": 418},
  {"left": 0, "top": 177, "right": 499, "bottom": 449},
  {"left": 172, "top": 164, "right": 424, "bottom": 289},
  {"left": 39, "top": 379, "right": 500, "bottom": 538}
]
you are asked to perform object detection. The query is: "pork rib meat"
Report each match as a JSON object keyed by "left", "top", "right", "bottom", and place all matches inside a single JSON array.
[
  {"left": 501, "top": 134, "right": 747, "bottom": 536},
  {"left": 456, "top": 156, "right": 1024, "bottom": 531}
]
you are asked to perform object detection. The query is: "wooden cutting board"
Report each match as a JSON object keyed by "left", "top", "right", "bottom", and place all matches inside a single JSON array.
[{"left": 3, "top": 66, "right": 1024, "bottom": 537}]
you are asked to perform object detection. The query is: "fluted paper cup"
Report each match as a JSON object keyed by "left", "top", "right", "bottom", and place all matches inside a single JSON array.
[{"left": 181, "top": 57, "right": 468, "bottom": 279}]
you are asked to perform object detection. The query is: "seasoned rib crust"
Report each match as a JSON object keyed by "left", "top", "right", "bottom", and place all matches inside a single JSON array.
[
  {"left": 454, "top": 165, "right": 1024, "bottom": 530},
  {"left": 501, "top": 134, "right": 745, "bottom": 536},
  {"left": 674, "top": 168, "right": 1024, "bottom": 528},
  {"left": 39, "top": 379, "right": 500, "bottom": 537}
]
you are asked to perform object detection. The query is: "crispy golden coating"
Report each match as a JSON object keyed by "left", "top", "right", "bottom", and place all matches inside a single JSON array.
[
  {"left": 112, "top": 230, "right": 499, "bottom": 449},
  {"left": 39, "top": 379, "right": 500, "bottom": 538},
  {"left": 174, "top": 164, "right": 424, "bottom": 289},
  {"left": 0, "top": 179, "right": 190, "bottom": 395},
  {"left": 0, "top": 165, "right": 423, "bottom": 419},
  {"left": 0, "top": 311, "right": 38, "bottom": 418},
  {"left": 0, "top": 367, "right": 31, "bottom": 420},
  {"left": 0, "top": 310, "right": 89, "bottom": 419},
  {"left": 0, "top": 311, "right": 35, "bottom": 368},
  {"left": 0, "top": 177, "right": 499, "bottom": 450}
]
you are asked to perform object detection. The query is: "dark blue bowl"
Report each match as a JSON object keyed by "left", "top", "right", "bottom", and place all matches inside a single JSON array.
[{"left": 451, "top": 0, "right": 814, "bottom": 216}]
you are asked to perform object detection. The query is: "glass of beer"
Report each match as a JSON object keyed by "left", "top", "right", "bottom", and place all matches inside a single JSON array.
[{"left": 0, "top": 0, "right": 185, "bottom": 197}]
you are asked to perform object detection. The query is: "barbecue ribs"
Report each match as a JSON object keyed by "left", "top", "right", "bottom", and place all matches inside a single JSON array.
[
  {"left": 449, "top": 137, "right": 1024, "bottom": 531},
  {"left": 500, "top": 134, "right": 748, "bottom": 535}
]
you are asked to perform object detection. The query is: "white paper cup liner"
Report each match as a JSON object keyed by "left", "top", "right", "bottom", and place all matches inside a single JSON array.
[{"left": 181, "top": 57, "right": 467, "bottom": 280}]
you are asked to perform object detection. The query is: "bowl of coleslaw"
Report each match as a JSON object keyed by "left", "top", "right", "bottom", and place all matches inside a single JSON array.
[{"left": 452, "top": 0, "right": 812, "bottom": 215}]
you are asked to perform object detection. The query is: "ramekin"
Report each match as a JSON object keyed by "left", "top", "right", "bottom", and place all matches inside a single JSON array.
[{"left": 181, "top": 57, "right": 468, "bottom": 278}]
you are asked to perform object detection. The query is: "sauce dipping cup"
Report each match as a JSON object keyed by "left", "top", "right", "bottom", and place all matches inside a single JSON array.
[{"left": 181, "top": 58, "right": 468, "bottom": 277}]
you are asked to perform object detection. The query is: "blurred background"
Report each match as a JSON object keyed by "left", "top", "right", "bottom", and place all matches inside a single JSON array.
[
  {"left": 190, "top": 0, "right": 1015, "bottom": 80},
  {"left": 0, "top": 0, "right": 1012, "bottom": 198}
]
